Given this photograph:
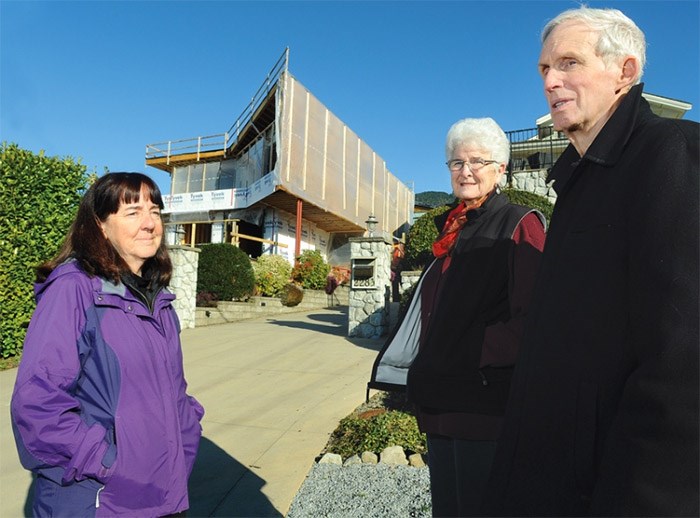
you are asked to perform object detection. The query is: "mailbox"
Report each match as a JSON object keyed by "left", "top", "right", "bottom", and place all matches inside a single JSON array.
[{"left": 351, "top": 258, "right": 376, "bottom": 289}]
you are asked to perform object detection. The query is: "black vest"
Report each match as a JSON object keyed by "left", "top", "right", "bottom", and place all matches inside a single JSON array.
[{"left": 407, "top": 193, "right": 536, "bottom": 415}]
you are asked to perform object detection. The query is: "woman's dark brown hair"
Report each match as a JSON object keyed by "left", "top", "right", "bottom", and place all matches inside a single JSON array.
[{"left": 37, "top": 172, "right": 172, "bottom": 285}]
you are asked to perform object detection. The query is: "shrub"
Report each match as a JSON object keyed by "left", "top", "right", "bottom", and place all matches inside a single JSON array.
[
  {"left": 252, "top": 254, "right": 292, "bottom": 297},
  {"left": 403, "top": 205, "right": 450, "bottom": 271},
  {"left": 0, "top": 143, "right": 93, "bottom": 359},
  {"left": 280, "top": 282, "right": 303, "bottom": 307},
  {"left": 291, "top": 249, "right": 330, "bottom": 290},
  {"left": 197, "top": 243, "right": 255, "bottom": 301},
  {"left": 503, "top": 187, "right": 554, "bottom": 225},
  {"left": 326, "top": 410, "right": 427, "bottom": 459}
]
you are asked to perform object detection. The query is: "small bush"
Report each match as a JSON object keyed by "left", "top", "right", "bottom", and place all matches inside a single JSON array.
[
  {"left": 197, "top": 243, "right": 255, "bottom": 301},
  {"left": 291, "top": 250, "right": 330, "bottom": 290},
  {"left": 196, "top": 291, "right": 219, "bottom": 308},
  {"left": 252, "top": 254, "right": 292, "bottom": 297},
  {"left": 280, "top": 282, "right": 304, "bottom": 307},
  {"left": 326, "top": 410, "right": 427, "bottom": 459}
]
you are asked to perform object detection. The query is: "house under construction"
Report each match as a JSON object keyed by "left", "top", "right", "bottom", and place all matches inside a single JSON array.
[{"left": 145, "top": 49, "right": 414, "bottom": 265}]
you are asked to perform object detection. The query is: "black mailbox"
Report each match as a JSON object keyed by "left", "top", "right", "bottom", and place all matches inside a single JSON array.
[{"left": 351, "top": 258, "right": 376, "bottom": 289}]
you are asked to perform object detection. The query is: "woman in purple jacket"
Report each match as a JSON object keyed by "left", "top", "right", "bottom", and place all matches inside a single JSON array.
[{"left": 11, "top": 173, "right": 204, "bottom": 517}]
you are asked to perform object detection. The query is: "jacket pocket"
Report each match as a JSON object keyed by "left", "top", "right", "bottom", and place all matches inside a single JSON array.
[{"left": 574, "top": 381, "right": 597, "bottom": 501}]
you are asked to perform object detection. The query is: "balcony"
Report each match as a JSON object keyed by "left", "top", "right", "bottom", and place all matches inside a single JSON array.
[{"left": 506, "top": 126, "right": 569, "bottom": 183}]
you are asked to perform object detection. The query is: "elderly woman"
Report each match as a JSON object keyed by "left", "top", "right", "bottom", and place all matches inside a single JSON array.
[
  {"left": 11, "top": 173, "right": 204, "bottom": 517},
  {"left": 404, "top": 117, "right": 546, "bottom": 516}
]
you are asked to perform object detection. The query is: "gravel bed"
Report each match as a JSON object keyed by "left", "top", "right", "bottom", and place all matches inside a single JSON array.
[
  {"left": 286, "top": 463, "right": 432, "bottom": 517},
  {"left": 287, "top": 391, "right": 431, "bottom": 517}
]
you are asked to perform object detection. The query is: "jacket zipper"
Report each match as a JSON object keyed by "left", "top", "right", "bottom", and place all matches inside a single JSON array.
[{"left": 96, "top": 486, "right": 105, "bottom": 508}]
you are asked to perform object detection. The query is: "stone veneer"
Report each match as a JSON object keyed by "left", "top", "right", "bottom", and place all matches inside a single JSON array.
[
  {"left": 168, "top": 245, "right": 200, "bottom": 329},
  {"left": 507, "top": 169, "right": 557, "bottom": 204},
  {"left": 348, "top": 237, "right": 393, "bottom": 339},
  {"left": 398, "top": 270, "right": 421, "bottom": 297}
]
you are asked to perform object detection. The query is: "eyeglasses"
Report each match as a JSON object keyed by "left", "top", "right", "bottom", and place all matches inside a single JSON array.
[{"left": 446, "top": 158, "right": 499, "bottom": 173}]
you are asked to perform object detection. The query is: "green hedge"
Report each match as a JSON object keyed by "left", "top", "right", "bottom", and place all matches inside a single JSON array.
[
  {"left": 403, "top": 205, "right": 450, "bottom": 271},
  {"left": 0, "top": 143, "right": 93, "bottom": 358},
  {"left": 197, "top": 243, "right": 255, "bottom": 301}
]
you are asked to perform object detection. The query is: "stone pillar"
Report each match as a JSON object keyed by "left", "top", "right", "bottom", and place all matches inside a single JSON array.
[
  {"left": 168, "top": 245, "right": 200, "bottom": 329},
  {"left": 348, "top": 237, "right": 393, "bottom": 339}
]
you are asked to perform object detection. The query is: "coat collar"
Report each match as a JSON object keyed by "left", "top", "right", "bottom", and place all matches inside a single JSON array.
[{"left": 547, "top": 84, "right": 654, "bottom": 194}]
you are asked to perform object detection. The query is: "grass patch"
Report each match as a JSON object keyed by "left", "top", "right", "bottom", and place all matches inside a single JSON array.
[
  {"left": 0, "top": 355, "right": 21, "bottom": 371},
  {"left": 321, "top": 391, "right": 426, "bottom": 460}
]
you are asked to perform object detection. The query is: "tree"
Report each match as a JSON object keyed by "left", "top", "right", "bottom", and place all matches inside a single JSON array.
[
  {"left": 0, "top": 143, "right": 94, "bottom": 358},
  {"left": 415, "top": 191, "right": 455, "bottom": 208},
  {"left": 402, "top": 205, "right": 451, "bottom": 271}
]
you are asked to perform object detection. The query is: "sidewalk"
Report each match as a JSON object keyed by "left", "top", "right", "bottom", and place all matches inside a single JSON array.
[{"left": 0, "top": 307, "right": 382, "bottom": 517}]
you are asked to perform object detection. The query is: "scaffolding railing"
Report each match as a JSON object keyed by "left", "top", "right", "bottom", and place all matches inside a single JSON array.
[
  {"left": 145, "top": 134, "right": 227, "bottom": 163},
  {"left": 225, "top": 47, "right": 289, "bottom": 151},
  {"left": 145, "top": 48, "right": 290, "bottom": 164}
]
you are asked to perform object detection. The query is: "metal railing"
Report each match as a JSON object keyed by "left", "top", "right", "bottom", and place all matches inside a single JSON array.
[
  {"left": 145, "top": 48, "right": 290, "bottom": 165},
  {"left": 506, "top": 127, "right": 570, "bottom": 182}
]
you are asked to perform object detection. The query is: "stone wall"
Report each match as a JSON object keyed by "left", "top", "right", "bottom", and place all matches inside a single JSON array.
[
  {"left": 507, "top": 169, "right": 557, "bottom": 204},
  {"left": 195, "top": 286, "right": 349, "bottom": 327},
  {"left": 168, "top": 245, "right": 200, "bottom": 329}
]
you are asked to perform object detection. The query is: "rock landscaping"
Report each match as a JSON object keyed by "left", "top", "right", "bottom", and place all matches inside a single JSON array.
[{"left": 286, "top": 391, "right": 433, "bottom": 517}]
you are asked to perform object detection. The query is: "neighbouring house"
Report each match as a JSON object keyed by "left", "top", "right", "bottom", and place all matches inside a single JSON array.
[
  {"left": 145, "top": 48, "right": 414, "bottom": 266},
  {"left": 505, "top": 92, "right": 693, "bottom": 203}
]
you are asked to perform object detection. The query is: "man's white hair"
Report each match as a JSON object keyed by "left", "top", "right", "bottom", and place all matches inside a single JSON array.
[{"left": 542, "top": 6, "right": 646, "bottom": 84}]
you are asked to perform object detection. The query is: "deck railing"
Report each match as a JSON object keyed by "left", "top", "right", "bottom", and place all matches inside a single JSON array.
[
  {"left": 145, "top": 134, "right": 227, "bottom": 163},
  {"left": 506, "top": 126, "right": 570, "bottom": 180}
]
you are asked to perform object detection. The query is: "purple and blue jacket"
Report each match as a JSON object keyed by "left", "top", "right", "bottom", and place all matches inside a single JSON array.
[{"left": 11, "top": 261, "right": 204, "bottom": 517}]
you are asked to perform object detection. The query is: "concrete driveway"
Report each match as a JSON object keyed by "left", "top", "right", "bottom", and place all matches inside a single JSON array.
[{"left": 0, "top": 307, "right": 382, "bottom": 517}]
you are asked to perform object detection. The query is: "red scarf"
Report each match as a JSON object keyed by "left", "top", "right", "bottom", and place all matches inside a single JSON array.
[{"left": 432, "top": 196, "right": 488, "bottom": 258}]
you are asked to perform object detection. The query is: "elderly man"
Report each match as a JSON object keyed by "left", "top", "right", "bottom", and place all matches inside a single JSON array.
[{"left": 482, "top": 7, "right": 699, "bottom": 517}]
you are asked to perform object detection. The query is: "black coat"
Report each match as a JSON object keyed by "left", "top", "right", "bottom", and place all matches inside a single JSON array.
[
  {"left": 407, "top": 193, "right": 542, "bottom": 416},
  {"left": 482, "top": 84, "right": 699, "bottom": 516}
]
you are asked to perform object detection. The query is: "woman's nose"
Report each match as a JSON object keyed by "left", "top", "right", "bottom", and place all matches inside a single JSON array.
[{"left": 141, "top": 213, "right": 157, "bottom": 229}]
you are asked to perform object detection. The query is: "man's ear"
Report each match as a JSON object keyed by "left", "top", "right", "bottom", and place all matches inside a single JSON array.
[{"left": 619, "top": 56, "right": 639, "bottom": 86}]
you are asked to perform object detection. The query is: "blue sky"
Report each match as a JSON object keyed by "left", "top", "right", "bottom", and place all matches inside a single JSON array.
[{"left": 2, "top": 0, "right": 698, "bottom": 196}]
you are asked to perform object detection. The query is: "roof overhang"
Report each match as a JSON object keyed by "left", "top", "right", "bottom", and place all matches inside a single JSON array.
[{"left": 255, "top": 188, "right": 366, "bottom": 234}]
